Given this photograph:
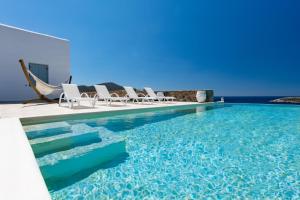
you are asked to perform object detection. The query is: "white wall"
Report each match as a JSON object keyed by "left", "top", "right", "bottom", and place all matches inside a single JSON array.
[{"left": 0, "top": 24, "right": 70, "bottom": 102}]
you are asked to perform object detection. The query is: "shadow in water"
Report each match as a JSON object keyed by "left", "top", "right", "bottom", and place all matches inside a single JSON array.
[
  {"left": 46, "top": 152, "right": 129, "bottom": 191},
  {"left": 34, "top": 138, "right": 102, "bottom": 158},
  {"left": 86, "top": 104, "right": 231, "bottom": 132}
]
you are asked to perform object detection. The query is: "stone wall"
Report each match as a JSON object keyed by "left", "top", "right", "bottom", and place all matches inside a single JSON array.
[
  {"left": 162, "top": 90, "right": 214, "bottom": 102},
  {"left": 86, "top": 89, "right": 214, "bottom": 102}
]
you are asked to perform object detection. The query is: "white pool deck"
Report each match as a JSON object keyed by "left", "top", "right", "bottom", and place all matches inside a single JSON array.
[
  {"left": 0, "top": 117, "right": 51, "bottom": 200},
  {"left": 0, "top": 101, "right": 201, "bottom": 200}
]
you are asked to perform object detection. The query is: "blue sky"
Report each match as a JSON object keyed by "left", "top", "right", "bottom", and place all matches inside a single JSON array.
[{"left": 1, "top": 0, "right": 299, "bottom": 96}]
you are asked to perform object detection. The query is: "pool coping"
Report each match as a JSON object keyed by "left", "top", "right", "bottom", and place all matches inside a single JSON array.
[
  {"left": 20, "top": 102, "right": 210, "bottom": 125},
  {"left": 0, "top": 118, "right": 51, "bottom": 200}
]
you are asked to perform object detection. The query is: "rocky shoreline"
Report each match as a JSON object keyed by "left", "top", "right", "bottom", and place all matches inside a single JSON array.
[{"left": 271, "top": 97, "right": 300, "bottom": 104}]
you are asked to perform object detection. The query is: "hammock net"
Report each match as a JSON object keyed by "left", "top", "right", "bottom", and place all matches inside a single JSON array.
[{"left": 27, "top": 69, "right": 69, "bottom": 96}]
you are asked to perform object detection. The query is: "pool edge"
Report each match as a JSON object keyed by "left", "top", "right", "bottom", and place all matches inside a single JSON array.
[{"left": 0, "top": 117, "right": 51, "bottom": 200}]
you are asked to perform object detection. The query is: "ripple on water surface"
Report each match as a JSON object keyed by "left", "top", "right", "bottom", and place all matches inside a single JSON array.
[{"left": 48, "top": 104, "right": 300, "bottom": 199}]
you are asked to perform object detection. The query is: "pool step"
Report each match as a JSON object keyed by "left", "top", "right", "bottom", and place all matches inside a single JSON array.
[
  {"left": 30, "top": 124, "right": 101, "bottom": 157},
  {"left": 37, "top": 128, "right": 126, "bottom": 185},
  {"left": 24, "top": 122, "right": 71, "bottom": 139}
]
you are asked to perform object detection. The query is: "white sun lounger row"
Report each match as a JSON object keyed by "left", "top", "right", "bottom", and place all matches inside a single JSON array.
[{"left": 59, "top": 84, "right": 176, "bottom": 108}]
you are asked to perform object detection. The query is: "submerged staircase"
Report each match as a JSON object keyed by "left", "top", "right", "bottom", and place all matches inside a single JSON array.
[
  {"left": 23, "top": 122, "right": 126, "bottom": 190},
  {"left": 29, "top": 124, "right": 101, "bottom": 157},
  {"left": 24, "top": 122, "right": 71, "bottom": 139}
]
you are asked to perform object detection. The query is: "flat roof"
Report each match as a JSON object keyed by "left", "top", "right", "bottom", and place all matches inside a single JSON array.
[{"left": 0, "top": 23, "right": 69, "bottom": 42}]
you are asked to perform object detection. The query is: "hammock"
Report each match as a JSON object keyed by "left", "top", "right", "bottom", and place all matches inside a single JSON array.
[
  {"left": 19, "top": 59, "right": 72, "bottom": 102},
  {"left": 27, "top": 69, "right": 70, "bottom": 96}
]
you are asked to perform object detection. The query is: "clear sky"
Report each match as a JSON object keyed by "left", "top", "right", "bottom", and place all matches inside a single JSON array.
[{"left": 1, "top": 0, "right": 299, "bottom": 96}]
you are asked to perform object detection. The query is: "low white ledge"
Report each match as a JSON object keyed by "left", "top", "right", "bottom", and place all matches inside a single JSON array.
[{"left": 0, "top": 118, "right": 51, "bottom": 200}]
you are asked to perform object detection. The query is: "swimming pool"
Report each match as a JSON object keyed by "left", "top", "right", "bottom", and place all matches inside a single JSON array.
[{"left": 22, "top": 103, "right": 300, "bottom": 199}]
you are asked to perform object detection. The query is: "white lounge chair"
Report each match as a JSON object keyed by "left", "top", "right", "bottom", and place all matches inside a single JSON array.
[
  {"left": 59, "top": 84, "right": 96, "bottom": 108},
  {"left": 145, "top": 87, "right": 176, "bottom": 102},
  {"left": 156, "top": 91, "right": 176, "bottom": 102},
  {"left": 144, "top": 87, "right": 165, "bottom": 102},
  {"left": 124, "top": 86, "right": 156, "bottom": 103},
  {"left": 94, "top": 85, "right": 128, "bottom": 105}
]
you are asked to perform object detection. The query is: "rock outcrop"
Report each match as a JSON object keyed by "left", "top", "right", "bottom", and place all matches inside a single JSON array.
[
  {"left": 79, "top": 82, "right": 124, "bottom": 93},
  {"left": 271, "top": 97, "right": 300, "bottom": 104}
]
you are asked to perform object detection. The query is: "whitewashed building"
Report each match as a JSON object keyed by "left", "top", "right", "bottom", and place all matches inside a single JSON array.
[{"left": 0, "top": 24, "right": 70, "bottom": 102}]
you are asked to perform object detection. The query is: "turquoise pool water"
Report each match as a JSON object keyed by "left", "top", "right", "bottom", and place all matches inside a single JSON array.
[{"left": 23, "top": 103, "right": 300, "bottom": 199}]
